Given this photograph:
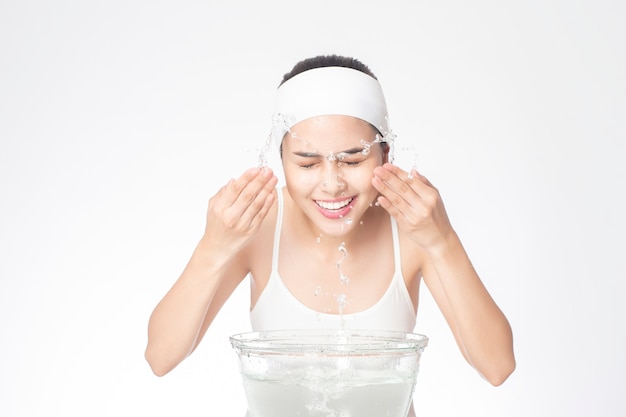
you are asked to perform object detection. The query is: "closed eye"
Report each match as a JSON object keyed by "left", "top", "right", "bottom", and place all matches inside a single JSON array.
[{"left": 338, "top": 155, "right": 367, "bottom": 166}]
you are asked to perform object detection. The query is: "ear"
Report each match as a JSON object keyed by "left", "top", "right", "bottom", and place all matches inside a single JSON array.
[{"left": 381, "top": 142, "right": 390, "bottom": 164}]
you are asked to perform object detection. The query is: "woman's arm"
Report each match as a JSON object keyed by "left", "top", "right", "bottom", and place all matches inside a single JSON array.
[
  {"left": 145, "top": 168, "right": 277, "bottom": 376},
  {"left": 144, "top": 240, "right": 248, "bottom": 376},
  {"left": 372, "top": 163, "right": 515, "bottom": 385},
  {"left": 420, "top": 232, "right": 515, "bottom": 385}
]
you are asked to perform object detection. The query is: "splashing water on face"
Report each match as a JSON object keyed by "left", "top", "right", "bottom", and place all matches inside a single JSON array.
[
  {"left": 261, "top": 117, "right": 420, "bottom": 322},
  {"left": 270, "top": 114, "right": 397, "bottom": 161}
]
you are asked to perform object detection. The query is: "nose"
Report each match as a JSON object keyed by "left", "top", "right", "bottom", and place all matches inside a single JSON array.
[{"left": 321, "top": 162, "right": 347, "bottom": 193}]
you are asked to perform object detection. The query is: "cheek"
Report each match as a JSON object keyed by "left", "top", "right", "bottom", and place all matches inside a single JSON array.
[
  {"left": 284, "top": 168, "right": 319, "bottom": 189},
  {"left": 340, "top": 166, "right": 376, "bottom": 188}
]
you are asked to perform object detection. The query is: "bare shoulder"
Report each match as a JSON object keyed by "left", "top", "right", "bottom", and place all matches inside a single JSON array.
[
  {"left": 244, "top": 187, "right": 280, "bottom": 283},
  {"left": 398, "top": 229, "right": 428, "bottom": 291}
]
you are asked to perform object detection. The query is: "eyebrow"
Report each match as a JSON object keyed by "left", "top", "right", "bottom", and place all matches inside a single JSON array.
[{"left": 293, "top": 147, "right": 365, "bottom": 158}]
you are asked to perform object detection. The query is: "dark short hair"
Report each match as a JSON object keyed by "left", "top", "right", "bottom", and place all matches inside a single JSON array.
[{"left": 279, "top": 54, "right": 378, "bottom": 87}]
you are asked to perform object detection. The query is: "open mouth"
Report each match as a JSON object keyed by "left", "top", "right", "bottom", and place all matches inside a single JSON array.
[
  {"left": 315, "top": 198, "right": 353, "bottom": 210},
  {"left": 314, "top": 197, "right": 356, "bottom": 219}
]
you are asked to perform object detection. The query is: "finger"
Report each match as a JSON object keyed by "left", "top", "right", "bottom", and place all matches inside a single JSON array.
[
  {"left": 241, "top": 188, "right": 276, "bottom": 231},
  {"left": 371, "top": 174, "right": 417, "bottom": 225},
  {"left": 372, "top": 164, "right": 420, "bottom": 208},
  {"left": 212, "top": 168, "right": 274, "bottom": 222},
  {"left": 376, "top": 164, "right": 436, "bottom": 201},
  {"left": 409, "top": 168, "right": 434, "bottom": 188},
  {"left": 372, "top": 164, "right": 439, "bottom": 227},
  {"left": 242, "top": 170, "right": 278, "bottom": 214},
  {"left": 229, "top": 168, "right": 267, "bottom": 197},
  {"left": 235, "top": 171, "right": 278, "bottom": 229},
  {"left": 406, "top": 168, "right": 440, "bottom": 207},
  {"left": 374, "top": 194, "right": 403, "bottom": 220},
  {"left": 379, "top": 163, "right": 411, "bottom": 181},
  {"left": 213, "top": 168, "right": 262, "bottom": 208},
  {"left": 235, "top": 168, "right": 277, "bottom": 210}
]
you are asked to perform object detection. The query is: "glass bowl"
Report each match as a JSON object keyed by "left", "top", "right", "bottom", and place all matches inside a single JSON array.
[{"left": 230, "top": 329, "right": 428, "bottom": 417}]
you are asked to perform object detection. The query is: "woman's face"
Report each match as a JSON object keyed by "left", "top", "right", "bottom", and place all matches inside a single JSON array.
[{"left": 282, "top": 115, "right": 387, "bottom": 237}]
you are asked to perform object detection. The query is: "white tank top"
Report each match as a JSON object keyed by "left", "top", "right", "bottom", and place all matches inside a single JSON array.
[{"left": 250, "top": 189, "right": 417, "bottom": 332}]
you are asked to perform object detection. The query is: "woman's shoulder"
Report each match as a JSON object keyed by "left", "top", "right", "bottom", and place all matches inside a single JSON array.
[
  {"left": 244, "top": 187, "right": 281, "bottom": 263},
  {"left": 241, "top": 187, "right": 281, "bottom": 293},
  {"left": 397, "top": 227, "right": 427, "bottom": 284}
]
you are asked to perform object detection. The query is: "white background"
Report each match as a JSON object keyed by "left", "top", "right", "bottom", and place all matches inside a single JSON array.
[{"left": 1, "top": 1, "right": 625, "bottom": 416}]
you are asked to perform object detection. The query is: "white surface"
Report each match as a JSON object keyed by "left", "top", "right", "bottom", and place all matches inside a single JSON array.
[{"left": 1, "top": 1, "right": 624, "bottom": 416}]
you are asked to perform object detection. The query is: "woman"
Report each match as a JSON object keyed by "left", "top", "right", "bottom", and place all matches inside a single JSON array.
[{"left": 145, "top": 55, "right": 515, "bottom": 394}]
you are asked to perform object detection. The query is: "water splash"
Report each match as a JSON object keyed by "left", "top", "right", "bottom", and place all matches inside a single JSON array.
[
  {"left": 336, "top": 242, "right": 350, "bottom": 285},
  {"left": 314, "top": 285, "right": 322, "bottom": 296},
  {"left": 395, "top": 144, "right": 419, "bottom": 178},
  {"left": 266, "top": 113, "right": 401, "bottom": 169},
  {"left": 272, "top": 113, "right": 296, "bottom": 138},
  {"left": 335, "top": 242, "right": 350, "bottom": 323},
  {"left": 336, "top": 293, "right": 348, "bottom": 314},
  {"left": 257, "top": 133, "right": 274, "bottom": 168}
]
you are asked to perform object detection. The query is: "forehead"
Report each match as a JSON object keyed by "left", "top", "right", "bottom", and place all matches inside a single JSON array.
[{"left": 284, "top": 115, "right": 377, "bottom": 151}]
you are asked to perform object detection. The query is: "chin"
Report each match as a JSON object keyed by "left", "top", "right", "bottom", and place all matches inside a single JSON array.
[{"left": 317, "top": 214, "right": 362, "bottom": 238}]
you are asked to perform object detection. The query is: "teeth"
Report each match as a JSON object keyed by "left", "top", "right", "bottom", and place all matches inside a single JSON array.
[{"left": 316, "top": 198, "right": 352, "bottom": 210}]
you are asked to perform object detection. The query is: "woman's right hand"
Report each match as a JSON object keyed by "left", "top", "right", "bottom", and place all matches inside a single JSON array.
[{"left": 202, "top": 167, "right": 278, "bottom": 257}]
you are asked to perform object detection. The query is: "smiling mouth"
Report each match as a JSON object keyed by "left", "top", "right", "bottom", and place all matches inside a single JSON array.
[{"left": 315, "top": 198, "right": 354, "bottom": 211}]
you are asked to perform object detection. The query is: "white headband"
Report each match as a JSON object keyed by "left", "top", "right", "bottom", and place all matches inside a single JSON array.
[{"left": 271, "top": 66, "right": 390, "bottom": 148}]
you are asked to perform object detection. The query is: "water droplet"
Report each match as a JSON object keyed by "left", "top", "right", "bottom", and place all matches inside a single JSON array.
[
  {"left": 336, "top": 293, "right": 347, "bottom": 310},
  {"left": 336, "top": 242, "right": 350, "bottom": 285},
  {"left": 257, "top": 133, "right": 273, "bottom": 168},
  {"left": 338, "top": 242, "right": 347, "bottom": 255}
]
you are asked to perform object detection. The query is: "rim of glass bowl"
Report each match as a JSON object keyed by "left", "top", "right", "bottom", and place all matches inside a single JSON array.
[{"left": 229, "top": 329, "right": 428, "bottom": 355}]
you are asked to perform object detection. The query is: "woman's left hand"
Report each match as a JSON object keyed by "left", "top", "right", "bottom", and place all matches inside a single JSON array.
[{"left": 372, "top": 163, "right": 455, "bottom": 253}]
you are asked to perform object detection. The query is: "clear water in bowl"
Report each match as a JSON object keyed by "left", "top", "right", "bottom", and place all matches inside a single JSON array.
[{"left": 230, "top": 329, "right": 428, "bottom": 417}]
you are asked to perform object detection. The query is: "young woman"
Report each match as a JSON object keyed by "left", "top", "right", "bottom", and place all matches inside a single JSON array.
[{"left": 145, "top": 55, "right": 515, "bottom": 394}]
